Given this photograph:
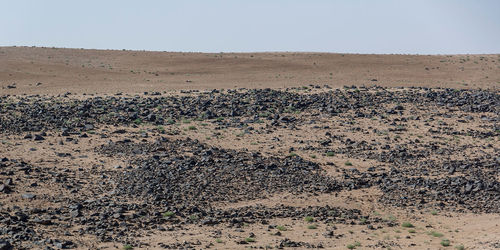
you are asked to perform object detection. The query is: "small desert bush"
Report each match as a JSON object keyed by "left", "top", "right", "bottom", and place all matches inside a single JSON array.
[
  {"left": 430, "top": 231, "right": 444, "bottom": 237},
  {"left": 441, "top": 239, "right": 450, "bottom": 247},
  {"left": 401, "top": 222, "right": 414, "bottom": 228},
  {"left": 162, "top": 211, "right": 174, "bottom": 217}
]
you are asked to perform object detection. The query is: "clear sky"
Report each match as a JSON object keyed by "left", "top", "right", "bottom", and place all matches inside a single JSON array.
[{"left": 1, "top": 0, "right": 499, "bottom": 54}]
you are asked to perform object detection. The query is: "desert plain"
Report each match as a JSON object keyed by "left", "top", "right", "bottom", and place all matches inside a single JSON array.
[{"left": 0, "top": 46, "right": 499, "bottom": 249}]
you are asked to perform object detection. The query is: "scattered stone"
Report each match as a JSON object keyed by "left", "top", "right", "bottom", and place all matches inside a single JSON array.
[
  {"left": 34, "top": 134, "right": 45, "bottom": 141},
  {"left": 21, "top": 193, "right": 36, "bottom": 199},
  {"left": 0, "top": 239, "right": 12, "bottom": 250},
  {"left": 0, "top": 184, "right": 9, "bottom": 193}
]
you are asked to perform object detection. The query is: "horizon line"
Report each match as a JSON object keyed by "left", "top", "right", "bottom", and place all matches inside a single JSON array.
[{"left": 2, "top": 45, "right": 499, "bottom": 56}]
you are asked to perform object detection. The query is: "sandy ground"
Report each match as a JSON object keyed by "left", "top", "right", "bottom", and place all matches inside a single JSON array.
[
  {"left": 1, "top": 46, "right": 499, "bottom": 95},
  {"left": 0, "top": 47, "right": 499, "bottom": 250}
]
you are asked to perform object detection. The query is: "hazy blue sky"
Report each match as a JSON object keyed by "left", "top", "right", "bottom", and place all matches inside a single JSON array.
[{"left": 1, "top": 0, "right": 499, "bottom": 54}]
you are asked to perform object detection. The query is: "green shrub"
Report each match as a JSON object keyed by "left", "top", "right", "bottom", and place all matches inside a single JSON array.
[
  {"left": 156, "top": 126, "right": 165, "bottom": 133},
  {"left": 133, "top": 118, "right": 142, "bottom": 125},
  {"left": 441, "top": 239, "right": 450, "bottom": 247},
  {"left": 162, "top": 211, "right": 174, "bottom": 217},
  {"left": 401, "top": 222, "right": 414, "bottom": 228},
  {"left": 245, "top": 237, "right": 255, "bottom": 243},
  {"left": 430, "top": 231, "right": 444, "bottom": 237}
]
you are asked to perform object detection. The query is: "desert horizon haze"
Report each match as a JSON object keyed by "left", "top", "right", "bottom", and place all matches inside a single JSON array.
[{"left": 1, "top": 0, "right": 500, "bottom": 54}]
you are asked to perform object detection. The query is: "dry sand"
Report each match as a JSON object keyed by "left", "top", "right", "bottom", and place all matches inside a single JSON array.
[{"left": 1, "top": 46, "right": 499, "bottom": 95}]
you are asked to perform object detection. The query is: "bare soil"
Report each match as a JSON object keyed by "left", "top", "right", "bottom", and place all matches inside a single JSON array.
[
  {"left": 0, "top": 47, "right": 499, "bottom": 250},
  {"left": 1, "top": 46, "right": 499, "bottom": 95}
]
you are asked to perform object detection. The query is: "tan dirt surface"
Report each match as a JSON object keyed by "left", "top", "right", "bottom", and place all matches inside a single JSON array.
[
  {"left": 0, "top": 47, "right": 499, "bottom": 250},
  {"left": 1, "top": 46, "right": 499, "bottom": 95}
]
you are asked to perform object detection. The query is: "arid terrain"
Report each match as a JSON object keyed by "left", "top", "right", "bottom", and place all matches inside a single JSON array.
[
  {"left": 0, "top": 47, "right": 499, "bottom": 250},
  {"left": 1, "top": 46, "right": 499, "bottom": 95}
]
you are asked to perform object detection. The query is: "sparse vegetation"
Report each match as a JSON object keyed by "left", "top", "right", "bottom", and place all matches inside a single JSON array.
[
  {"left": 245, "top": 237, "right": 255, "bottom": 243},
  {"left": 430, "top": 231, "right": 444, "bottom": 237},
  {"left": 162, "top": 211, "right": 174, "bottom": 217},
  {"left": 133, "top": 118, "right": 142, "bottom": 125},
  {"left": 123, "top": 245, "right": 133, "bottom": 250},
  {"left": 304, "top": 216, "right": 314, "bottom": 222},
  {"left": 386, "top": 214, "right": 397, "bottom": 222},
  {"left": 259, "top": 112, "right": 270, "bottom": 117},
  {"left": 441, "top": 239, "right": 451, "bottom": 247},
  {"left": 401, "top": 222, "right": 414, "bottom": 228},
  {"left": 276, "top": 225, "right": 287, "bottom": 231},
  {"left": 307, "top": 224, "right": 317, "bottom": 229}
]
